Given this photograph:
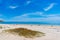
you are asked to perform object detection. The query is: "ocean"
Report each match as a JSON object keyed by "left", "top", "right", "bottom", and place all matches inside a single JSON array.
[{"left": 0, "top": 22, "right": 60, "bottom": 25}]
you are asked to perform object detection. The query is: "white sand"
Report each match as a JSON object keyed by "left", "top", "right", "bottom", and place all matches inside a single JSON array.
[{"left": 0, "top": 24, "right": 60, "bottom": 40}]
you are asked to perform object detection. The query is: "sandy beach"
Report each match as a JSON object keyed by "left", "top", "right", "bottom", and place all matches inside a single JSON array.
[{"left": 0, "top": 24, "right": 60, "bottom": 40}]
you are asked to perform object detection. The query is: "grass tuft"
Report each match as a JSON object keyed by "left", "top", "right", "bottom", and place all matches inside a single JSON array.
[
  {"left": 0, "top": 26, "right": 2, "bottom": 29},
  {"left": 4, "top": 28, "right": 45, "bottom": 38}
]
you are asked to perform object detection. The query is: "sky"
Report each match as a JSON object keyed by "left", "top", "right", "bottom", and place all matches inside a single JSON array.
[{"left": 0, "top": 0, "right": 60, "bottom": 23}]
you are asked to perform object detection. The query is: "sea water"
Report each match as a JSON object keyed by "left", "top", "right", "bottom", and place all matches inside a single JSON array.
[{"left": 0, "top": 22, "right": 60, "bottom": 25}]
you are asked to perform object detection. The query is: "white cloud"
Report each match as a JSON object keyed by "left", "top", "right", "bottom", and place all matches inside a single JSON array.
[
  {"left": 9, "top": 6, "right": 18, "bottom": 9},
  {"left": 26, "top": 1, "right": 31, "bottom": 5},
  {"left": 6, "top": 12, "right": 43, "bottom": 21},
  {"left": 44, "top": 3, "right": 56, "bottom": 11},
  {"left": 7, "top": 15, "right": 60, "bottom": 23},
  {"left": 17, "top": 12, "right": 59, "bottom": 18},
  {"left": 22, "top": 12, "right": 43, "bottom": 16},
  {"left": 13, "top": 12, "right": 43, "bottom": 18},
  {"left": 0, "top": 18, "right": 3, "bottom": 20},
  {"left": 7, "top": 12, "right": 60, "bottom": 23}
]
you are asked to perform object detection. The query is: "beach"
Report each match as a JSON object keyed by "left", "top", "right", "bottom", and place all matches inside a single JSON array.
[{"left": 0, "top": 24, "right": 60, "bottom": 40}]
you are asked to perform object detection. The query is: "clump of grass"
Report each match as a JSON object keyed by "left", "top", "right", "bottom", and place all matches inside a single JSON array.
[
  {"left": 0, "top": 26, "right": 2, "bottom": 29},
  {"left": 4, "top": 28, "right": 45, "bottom": 38}
]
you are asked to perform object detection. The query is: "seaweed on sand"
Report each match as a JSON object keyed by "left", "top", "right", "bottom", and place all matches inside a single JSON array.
[{"left": 4, "top": 28, "right": 45, "bottom": 38}]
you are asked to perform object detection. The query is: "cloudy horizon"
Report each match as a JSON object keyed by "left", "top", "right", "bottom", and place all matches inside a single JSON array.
[{"left": 0, "top": 0, "right": 60, "bottom": 24}]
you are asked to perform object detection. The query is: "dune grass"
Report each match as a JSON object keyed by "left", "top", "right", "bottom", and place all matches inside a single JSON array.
[
  {"left": 4, "top": 28, "right": 45, "bottom": 38},
  {"left": 0, "top": 26, "right": 2, "bottom": 29}
]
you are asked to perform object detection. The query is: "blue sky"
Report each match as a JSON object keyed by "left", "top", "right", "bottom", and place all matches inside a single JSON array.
[{"left": 0, "top": 0, "right": 60, "bottom": 23}]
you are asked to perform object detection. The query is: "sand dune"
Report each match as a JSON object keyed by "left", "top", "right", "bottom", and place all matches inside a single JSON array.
[{"left": 0, "top": 24, "right": 60, "bottom": 40}]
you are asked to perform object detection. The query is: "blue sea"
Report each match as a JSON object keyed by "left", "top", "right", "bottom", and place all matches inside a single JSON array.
[
  {"left": 0, "top": 22, "right": 47, "bottom": 24},
  {"left": 0, "top": 22, "right": 60, "bottom": 25}
]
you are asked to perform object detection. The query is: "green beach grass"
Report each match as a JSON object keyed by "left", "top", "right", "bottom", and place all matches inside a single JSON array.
[
  {"left": 4, "top": 28, "right": 45, "bottom": 38},
  {"left": 0, "top": 26, "right": 2, "bottom": 29}
]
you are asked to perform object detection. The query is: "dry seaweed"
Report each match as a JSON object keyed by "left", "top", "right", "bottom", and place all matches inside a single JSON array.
[{"left": 4, "top": 28, "right": 45, "bottom": 38}]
